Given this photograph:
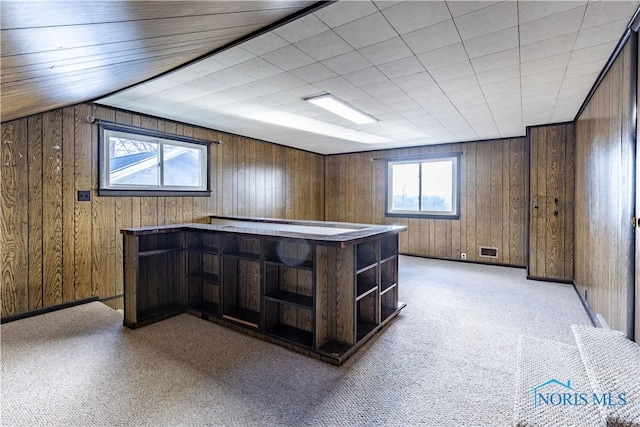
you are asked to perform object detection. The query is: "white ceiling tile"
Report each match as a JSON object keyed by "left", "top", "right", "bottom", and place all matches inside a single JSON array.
[
  {"left": 314, "top": 1, "right": 379, "bottom": 28},
  {"left": 581, "top": 1, "right": 639, "bottom": 29},
  {"left": 447, "top": 85, "right": 485, "bottom": 103},
  {"left": 519, "top": 6, "right": 585, "bottom": 46},
  {"left": 564, "top": 60, "right": 604, "bottom": 79},
  {"left": 446, "top": 1, "right": 501, "bottom": 18},
  {"left": 568, "top": 42, "right": 618, "bottom": 68},
  {"left": 521, "top": 69, "right": 565, "bottom": 88},
  {"left": 559, "top": 74, "right": 599, "bottom": 92},
  {"left": 463, "top": 26, "right": 519, "bottom": 59},
  {"left": 294, "top": 30, "right": 353, "bottom": 61},
  {"left": 241, "top": 33, "right": 289, "bottom": 56},
  {"left": 209, "top": 68, "right": 254, "bottom": 87},
  {"left": 289, "top": 63, "right": 337, "bottom": 83},
  {"left": 359, "top": 37, "right": 413, "bottom": 66},
  {"left": 437, "top": 74, "right": 479, "bottom": 92},
  {"left": 484, "top": 88, "right": 521, "bottom": 105},
  {"left": 322, "top": 51, "right": 372, "bottom": 75},
  {"left": 574, "top": 18, "right": 630, "bottom": 50},
  {"left": 231, "top": 57, "right": 282, "bottom": 80},
  {"left": 213, "top": 48, "right": 256, "bottom": 67},
  {"left": 417, "top": 43, "right": 468, "bottom": 70},
  {"left": 520, "top": 33, "right": 577, "bottom": 63},
  {"left": 521, "top": 81, "right": 561, "bottom": 99},
  {"left": 392, "top": 71, "right": 436, "bottom": 90},
  {"left": 361, "top": 79, "right": 402, "bottom": 97},
  {"left": 428, "top": 60, "right": 474, "bottom": 82},
  {"left": 402, "top": 20, "right": 461, "bottom": 55},
  {"left": 386, "top": 99, "right": 421, "bottom": 114},
  {"left": 177, "top": 59, "right": 226, "bottom": 77},
  {"left": 480, "top": 77, "right": 521, "bottom": 95},
  {"left": 520, "top": 53, "right": 570, "bottom": 77},
  {"left": 262, "top": 45, "right": 315, "bottom": 71},
  {"left": 471, "top": 48, "right": 519, "bottom": 73},
  {"left": 554, "top": 95, "right": 585, "bottom": 107},
  {"left": 405, "top": 83, "right": 444, "bottom": 99},
  {"left": 274, "top": 14, "right": 329, "bottom": 43},
  {"left": 382, "top": 1, "right": 451, "bottom": 35},
  {"left": 260, "top": 72, "right": 307, "bottom": 91},
  {"left": 343, "top": 67, "right": 388, "bottom": 86},
  {"left": 378, "top": 56, "right": 425, "bottom": 79},
  {"left": 236, "top": 80, "right": 280, "bottom": 98},
  {"left": 313, "top": 76, "right": 355, "bottom": 93},
  {"left": 476, "top": 64, "right": 520, "bottom": 85},
  {"left": 332, "top": 87, "right": 370, "bottom": 102},
  {"left": 518, "top": 1, "right": 586, "bottom": 25},
  {"left": 334, "top": 13, "right": 397, "bottom": 49},
  {"left": 371, "top": 89, "right": 411, "bottom": 105},
  {"left": 454, "top": 2, "right": 517, "bottom": 41}
]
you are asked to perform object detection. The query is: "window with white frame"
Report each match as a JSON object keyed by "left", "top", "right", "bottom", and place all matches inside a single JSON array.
[
  {"left": 386, "top": 154, "right": 460, "bottom": 219},
  {"left": 99, "top": 125, "right": 210, "bottom": 195}
]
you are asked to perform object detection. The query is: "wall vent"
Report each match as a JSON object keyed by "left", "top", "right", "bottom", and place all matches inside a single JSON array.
[{"left": 479, "top": 246, "right": 498, "bottom": 258}]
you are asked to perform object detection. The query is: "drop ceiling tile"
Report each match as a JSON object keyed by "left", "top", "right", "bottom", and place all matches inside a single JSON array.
[
  {"left": 236, "top": 80, "right": 281, "bottom": 98},
  {"left": 568, "top": 42, "right": 618, "bottom": 68},
  {"left": 559, "top": 73, "right": 599, "bottom": 92},
  {"left": 231, "top": 57, "right": 283, "bottom": 80},
  {"left": 378, "top": 56, "right": 425, "bottom": 79},
  {"left": 262, "top": 46, "right": 316, "bottom": 72},
  {"left": 312, "top": 76, "right": 355, "bottom": 93},
  {"left": 463, "top": 26, "right": 519, "bottom": 59},
  {"left": 334, "top": 13, "right": 397, "bottom": 49},
  {"left": 428, "top": 60, "right": 474, "bottom": 82},
  {"left": 470, "top": 48, "right": 519, "bottom": 73},
  {"left": 386, "top": 99, "right": 421, "bottom": 114},
  {"left": 564, "top": 59, "right": 604, "bottom": 79},
  {"left": 209, "top": 68, "right": 254, "bottom": 87},
  {"left": 520, "top": 33, "right": 578, "bottom": 63},
  {"left": 359, "top": 37, "right": 414, "bottom": 66},
  {"left": 331, "top": 87, "right": 370, "bottom": 102},
  {"left": 437, "top": 74, "right": 479, "bottom": 92},
  {"left": 314, "top": 1, "right": 379, "bottom": 28},
  {"left": 267, "top": 84, "right": 321, "bottom": 104},
  {"left": 521, "top": 81, "right": 561, "bottom": 99},
  {"left": 294, "top": 30, "right": 353, "bottom": 61},
  {"left": 518, "top": 1, "right": 586, "bottom": 25},
  {"left": 454, "top": 2, "right": 517, "bottom": 41},
  {"left": 382, "top": 1, "right": 451, "bottom": 35},
  {"left": 554, "top": 95, "right": 585, "bottom": 107},
  {"left": 521, "top": 53, "right": 570, "bottom": 77},
  {"left": 519, "top": 6, "right": 585, "bottom": 46},
  {"left": 446, "top": 1, "right": 501, "bottom": 18},
  {"left": 289, "top": 63, "right": 338, "bottom": 83},
  {"left": 521, "top": 68, "right": 565, "bottom": 88},
  {"left": 402, "top": 20, "right": 461, "bottom": 55},
  {"left": 476, "top": 64, "right": 520, "bottom": 85},
  {"left": 322, "top": 51, "right": 372, "bottom": 75},
  {"left": 392, "top": 71, "right": 436, "bottom": 90},
  {"left": 274, "top": 13, "right": 329, "bottom": 43},
  {"left": 417, "top": 43, "right": 468, "bottom": 70},
  {"left": 480, "top": 77, "right": 521, "bottom": 95},
  {"left": 183, "top": 75, "right": 231, "bottom": 93},
  {"left": 343, "top": 67, "right": 388, "bottom": 86},
  {"left": 574, "top": 18, "right": 630, "bottom": 50},
  {"left": 487, "top": 97, "right": 521, "bottom": 110},
  {"left": 261, "top": 72, "right": 307, "bottom": 91},
  {"left": 371, "top": 89, "right": 412, "bottom": 105},
  {"left": 581, "top": 1, "right": 639, "bottom": 29},
  {"left": 406, "top": 83, "right": 445, "bottom": 99},
  {"left": 361, "top": 79, "right": 402, "bottom": 97},
  {"left": 187, "top": 58, "right": 228, "bottom": 77},
  {"left": 241, "top": 33, "right": 289, "bottom": 56},
  {"left": 213, "top": 48, "right": 256, "bottom": 67},
  {"left": 447, "top": 85, "right": 485, "bottom": 104}
]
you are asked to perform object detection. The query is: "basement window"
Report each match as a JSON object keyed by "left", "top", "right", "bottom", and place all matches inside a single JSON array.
[
  {"left": 386, "top": 154, "right": 460, "bottom": 219},
  {"left": 99, "top": 125, "right": 210, "bottom": 196}
]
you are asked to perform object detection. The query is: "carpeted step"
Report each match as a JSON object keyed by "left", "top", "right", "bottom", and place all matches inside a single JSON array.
[
  {"left": 572, "top": 325, "right": 640, "bottom": 427},
  {"left": 514, "top": 335, "right": 604, "bottom": 427}
]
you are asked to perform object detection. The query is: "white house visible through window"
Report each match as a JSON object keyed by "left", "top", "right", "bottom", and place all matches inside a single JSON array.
[
  {"left": 100, "top": 126, "right": 210, "bottom": 195},
  {"left": 387, "top": 154, "right": 460, "bottom": 219}
]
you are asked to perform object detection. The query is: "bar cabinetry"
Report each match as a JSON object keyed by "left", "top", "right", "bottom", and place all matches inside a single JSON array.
[{"left": 122, "top": 218, "right": 406, "bottom": 365}]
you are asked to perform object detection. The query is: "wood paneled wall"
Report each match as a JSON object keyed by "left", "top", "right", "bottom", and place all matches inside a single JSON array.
[
  {"left": 325, "top": 138, "right": 527, "bottom": 266},
  {"left": 575, "top": 38, "right": 635, "bottom": 335},
  {"left": 528, "top": 123, "right": 575, "bottom": 281},
  {"left": 0, "top": 104, "right": 324, "bottom": 317}
]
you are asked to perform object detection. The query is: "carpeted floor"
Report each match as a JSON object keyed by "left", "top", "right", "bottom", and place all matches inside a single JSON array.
[{"left": 1, "top": 256, "right": 593, "bottom": 426}]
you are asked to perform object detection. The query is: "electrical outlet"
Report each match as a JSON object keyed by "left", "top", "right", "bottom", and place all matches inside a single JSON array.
[
  {"left": 461, "top": 253, "right": 467, "bottom": 260},
  {"left": 77, "top": 190, "right": 91, "bottom": 202}
]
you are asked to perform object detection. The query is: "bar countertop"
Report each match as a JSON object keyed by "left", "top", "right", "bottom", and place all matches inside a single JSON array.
[{"left": 121, "top": 216, "right": 406, "bottom": 247}]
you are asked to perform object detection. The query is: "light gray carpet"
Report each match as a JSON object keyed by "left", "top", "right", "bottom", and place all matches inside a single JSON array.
[{"left": 1, "top": 256, "right": 593, "bottom": 426}]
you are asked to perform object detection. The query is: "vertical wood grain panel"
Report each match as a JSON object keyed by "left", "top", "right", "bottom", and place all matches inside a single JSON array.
[
  {"left": 74, "top": 104, "right": 92, "bottom": 300},
  {"left": 62, "top": 107, "right": 76, "bottom": 304},
  {"left": 27, "top": 115, "right": 43, "bottom": 310}
]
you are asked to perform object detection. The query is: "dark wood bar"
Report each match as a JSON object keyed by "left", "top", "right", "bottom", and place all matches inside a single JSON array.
[{"left": 122, "top": 217, "right": 406, "bottom": 365}]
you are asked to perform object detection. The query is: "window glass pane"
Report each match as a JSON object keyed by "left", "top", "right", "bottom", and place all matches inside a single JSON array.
[
  {"left": 391, "top": 163, "right": 420, "bottom": 211},
  {"left": 109, "top": 136, "right": 158, "bottom": 186},
  {"left": 163, "top": 144, "right": 203, "bottom": 187},
  {"left": 421, "top": 160, "right": 453, "bottom": 212}
]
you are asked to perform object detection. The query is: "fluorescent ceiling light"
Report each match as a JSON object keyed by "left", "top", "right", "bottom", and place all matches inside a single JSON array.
[
  {"left": 305, "top": 94, "right": 377, "bottom": 125},
  {"left": 247, "top": 111, "right": 392, "bottom": 144}
]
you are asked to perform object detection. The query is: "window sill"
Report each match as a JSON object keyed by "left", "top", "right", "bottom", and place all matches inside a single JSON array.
[
  {"left": 98, "top": 189, "right": 211, "bottom": 197},
  {"left": 385, "top": 212, "right": 460, "bottom": 220}
]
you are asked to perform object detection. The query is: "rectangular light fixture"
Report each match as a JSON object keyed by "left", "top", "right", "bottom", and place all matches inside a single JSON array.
[{"left": 304, "top": 94, "right": 377, "bottom": 125}]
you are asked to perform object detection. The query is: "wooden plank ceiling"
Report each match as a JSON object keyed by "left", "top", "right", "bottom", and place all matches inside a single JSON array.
[{"left": 0, "top": 0, "right": 322, "bottom": 122}]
